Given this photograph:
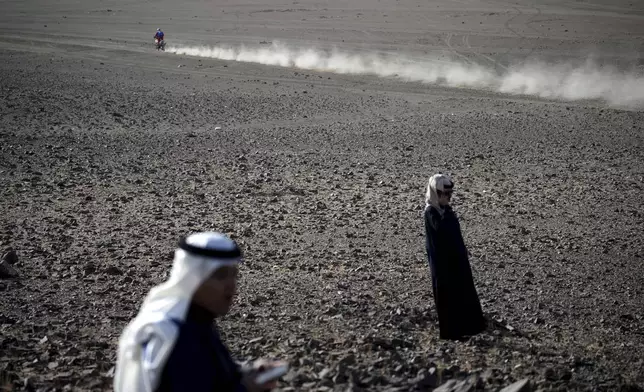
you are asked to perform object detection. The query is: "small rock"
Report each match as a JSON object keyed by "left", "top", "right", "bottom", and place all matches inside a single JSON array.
[
  {"left": 81, "top": 368, "right": 99, "bottom": 377},
  {"left": 105, "top": 266, "right": 123, "bottom": 275},
  {"left": 481, "top": 368, "right": 497, "bottom": 381},
  {"left": 410, "top": 355, "right": 423, "bottom": 364},
  {"left": 560, "top": 370, "right": 572, "bottom": 381},
  {"left": 2, "top": 249, "right": 18, "bottom": 264},
  {"left": 543, "top": 367, "right": 556, "bottom": 380},
  {"left": 24, "top": 377, "right": 35, "bottom": 392},
  {"left": 83, "top": 264, "right": 96, "bottom": 276},
  {"left": 434, "top": 378, "right": 475, "bottom": 392},
  {"left": 0, "top": 260, "right": 18, "bottom": 279},
  {"left": 415, "top": 367, "right": 438, "bottom": 388},
  {"left": 391, "top": 337, "right": 406, "bottom": 348},
  {"left": 332, "top": 372, "right": 349, "bottom": 385},
  {"left": 282, "top": 369, "right": 299, "bottom": 383},
  {"left": 306, "top": 339, "right": 321, "bottom": 350},
  {"left": 500, "top": 378, "right": 531, "bottom": 392},
  {"left": 338, "top": 354, "right": 356, "bottom": 367},
  {"left": 318, "top": 368, "right": 332, "bottom": 379},
  {"left": 441, "top": 366, "right": 456, "bottom": 380}
]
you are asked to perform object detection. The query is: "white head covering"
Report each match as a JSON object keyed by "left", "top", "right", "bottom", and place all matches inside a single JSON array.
[
  {"left": 113, "top": 232, "right": 243, "bottom": 392},
  {"left": 425, "top": 173, "right": 454, "bottom": 210}
]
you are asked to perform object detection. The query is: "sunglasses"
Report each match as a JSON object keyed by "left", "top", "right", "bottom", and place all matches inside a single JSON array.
[{"left": 438, "top": 190, "right": 454, "bottom": 196}]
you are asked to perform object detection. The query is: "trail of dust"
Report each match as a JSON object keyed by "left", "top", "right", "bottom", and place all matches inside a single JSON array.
[{"left": 168, "top": 42, "right": 644, "bottom": 107}]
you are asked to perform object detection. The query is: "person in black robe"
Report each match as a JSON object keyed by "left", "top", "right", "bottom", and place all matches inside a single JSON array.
[{"left": 424, "top": 174, "right": 486, "bottom": 340}]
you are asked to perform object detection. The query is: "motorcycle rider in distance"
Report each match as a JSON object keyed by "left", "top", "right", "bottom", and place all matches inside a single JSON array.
[
  {"left": 154, "top": 28, "right": 165, "bottom": 50},
  {"left": 154, "top": 28, "right": 165, "bottom": 42}
]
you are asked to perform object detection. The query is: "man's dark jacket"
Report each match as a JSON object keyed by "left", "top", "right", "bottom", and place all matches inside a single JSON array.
[{"left": 156, "top": 304, "right": 247, "bottom": 392}]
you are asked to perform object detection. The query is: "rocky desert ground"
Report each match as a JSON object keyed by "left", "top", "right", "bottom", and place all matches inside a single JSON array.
[{"left": 1, "top": 0, "right": 643, "bottom": 391}]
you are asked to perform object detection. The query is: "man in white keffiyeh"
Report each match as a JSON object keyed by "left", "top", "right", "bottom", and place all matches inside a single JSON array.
[{"left": 114, "top": 232, "right": 282, "bottom": 392}]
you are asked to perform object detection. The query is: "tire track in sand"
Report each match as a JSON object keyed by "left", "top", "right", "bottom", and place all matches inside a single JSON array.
[
  {"left": 444, "top": 32, "right": 475, "bottom": 65},
  {"left": 463, "top": 34, "right": 508, "bottom": 73},
  {"left": 499, "top": 3, "right": 543, "bottom": 66}
]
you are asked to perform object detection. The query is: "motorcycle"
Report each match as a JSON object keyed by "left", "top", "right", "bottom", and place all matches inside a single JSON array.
[{"left": 155, "top": 38, "right": 166, "bottom": 51}]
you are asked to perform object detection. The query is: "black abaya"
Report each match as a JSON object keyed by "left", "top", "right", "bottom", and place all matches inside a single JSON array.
[{"left": 424, "top": 204, "right": 486, "bottom": 340}]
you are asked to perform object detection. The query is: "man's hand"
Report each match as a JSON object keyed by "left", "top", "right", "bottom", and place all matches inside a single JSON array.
[
  {"left": 241, "top": 371, "right": 276, "bottom": 392},
  {"left": 241, "top": 359, "right": 288, "bottom": 392}
]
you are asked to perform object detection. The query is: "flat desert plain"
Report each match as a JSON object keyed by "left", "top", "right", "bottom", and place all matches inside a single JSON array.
[{"left": 1, "top": 0, "right": 643, "bottom": 390}]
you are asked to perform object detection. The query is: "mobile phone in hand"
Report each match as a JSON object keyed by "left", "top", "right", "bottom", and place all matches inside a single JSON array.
[{"left": 254, "top": 365, "right": 289, "bottom": 384}]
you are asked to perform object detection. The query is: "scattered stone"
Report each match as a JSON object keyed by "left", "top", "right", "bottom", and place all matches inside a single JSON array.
[
  {"left": 23, "top": 377, "right": 35, "bottom": 392},
  {"left": 560, "top": 369, "right": 572, "bottom": 381},
  {"left": 434, "top": 377, "right": 475, "bottom": 392},
  {"left": 2, "top": 249, "right": 18, "bottom": 264},
  {"left": 543, "top": 367, "right": 556, "bottom": 381},
  {"left": 282, "top": 369, "right": 306, "bottom": 385},
  {"left": 318, "top": 367, "right": 332, "bottom": 379},
  {"left": 499, "top": 378, "right": 531, "bottom": 392},
  {"left": 415, "top": 367, "right": 439, "bottom": 389},
  {"left": 2, "top": 23, "right": 643, "bottom": 391},
  {"left": 105, "top": 266, "right": 123, "bottom": 275},
  {"left": 0, "top": 259, "right": 18, "bottom": 279},
  {"left": 338, "top": 354, "right": 356, "bottom": 367},
  {"left": 83, "top": 263, "right": 97, "bottom": 276}
]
